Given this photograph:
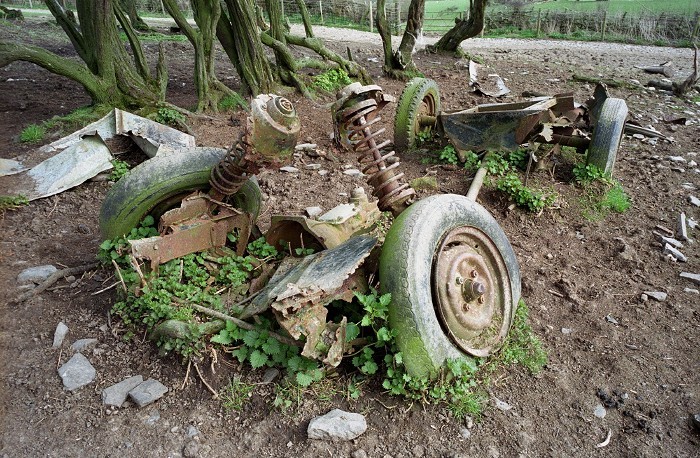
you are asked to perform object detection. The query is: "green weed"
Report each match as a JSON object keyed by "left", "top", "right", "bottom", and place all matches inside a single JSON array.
[
  {"left": 19, "top": 124, "right": 45, "bottom": 143},
  {"left": 573, "top": 163, "right": 631, "bottom": 219},
  {"left": 218, "top": 94, "right": 245, "bottom": 112},
  {"left": 109, "top": 159, "right": 130, "bottom": 182},
  {"left": 482, "top": 153, "right": 557, "bottom": 213},
  {"left": 0, "top": 195, "right": 29, "bottom": 213},
  {"left": 311, "top": 68, "right": 352, "bottom": 93},
  {"left": 488, "top": 300, "right": 547, "bottom": 375},
  {"left": 155, "top": 107, "right": 186, "bottom": 127},
  {"left": 437, "top": 144, "right": 459, "bottom": 165},
  {"left": 43, "top": 105, "right": 111, "bottom": 132},
  {"left": 220, "top": 377, "right": 255, "bottom": 411}
]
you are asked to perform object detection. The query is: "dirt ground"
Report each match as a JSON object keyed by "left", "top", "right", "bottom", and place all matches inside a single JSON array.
[{"left": 1, "top": 17, "right": 699, "bottom": 458}]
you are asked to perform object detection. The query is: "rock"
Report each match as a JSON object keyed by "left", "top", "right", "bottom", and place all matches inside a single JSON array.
[
  {"left": 632, "top": 133, "right": 645, "bottom": 140},
  {"left": 262, "top": 368, "right": 280, "bottom": 384},
  {"left": 58, "top": 353, "right": 96, "bottom": 391},
  {"left": 663, "top": 243, "right": 687, "bottom": 262},
  {"left": 689, "top": 161, "right": 698, "bottom": 168},
  {"left": 680, "top": 272, "right": 700, "bottom": 285},
  {"left": 71, "top": 338, "right": 98, "bottom": 352},
  {"left": 53, "top": 322, "right": 69, "bottom": 348},
  {"left": 677, "top": 213, "right": 688, "bottom": 240},
  {"left": 295, "top": 143, "right": 317, "bottom": 152},
  {"left": 17, "top": 265, "right": 57, "bottom": 285},
  {"left": 689, "top": 195, "right": 700, "bottom": 207},
  {"left": 352, "top": 450, "right": 369, "bottom": 458},
  {"left": 305, "top": 206, "right": 323, "bottom": 218},
  {"left": 684, "top": 288, "right": 699, "bottom": 294},
  {"left": 494, "top": 397, "right": 512, "bottom": 411},
  {"left": 659, "top": 236, "right": 683, "bottom": 249},
  {"left": 643, "top": 291, "right": 667, "bottom": 302},
  {"left": 102, "top": 375, "right": 144, "bottom": 407},
  {"left": 410, "top": 176, "right": 439, "bottom": 191},
  {"left": 594, "top": 404, "right": 606, "bottom": 419},
  {"left": 279, "top": 166, "right": 300, "bottom": 173},
  {"left": 690, "top": 413, "right": 700, "bottom": 432},
  {"left": 145, "top": 409, "right": 160, "bottom": 425},
  {"left": 343, "top": 169, "right": 364, "bottom": 177},
  {"left": 307, "top": 409, "right": 367, "bottom": 441},
  {"left": 182, "top": 439, "right": 200, "bottom": 458},
  {"left": 186, "top": 425, "right": 200, "bottom": 437},
  {"left": 668, "top": 155, "right": 686, "bottom": 162},
  {"left": 305, "top": 163, "right": 322, "bottom": 170},
  {"left": 605, "top": 314, "right": 619, "bottom": 325},
  {"left": 128, "top": 378, "right": 169, "bottom": 407},
  {"left": 318, "top": 169, "right": 329, "bottom": 176},
  {"left": 641, "top": 293, "right": 648, "bottom": 302},
  {"left": 459, "top": 427, "right": 472, "bottom": 439}
]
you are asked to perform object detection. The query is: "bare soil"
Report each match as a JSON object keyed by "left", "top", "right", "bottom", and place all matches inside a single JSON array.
[{"left": 1, "top": 18, "right": 699, "bottom": 458}]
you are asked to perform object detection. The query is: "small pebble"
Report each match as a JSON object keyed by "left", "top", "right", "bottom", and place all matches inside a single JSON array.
[
  {"left": 343, "top": 169, "right": 364, "bottom": 177},
  {"left": 459, "top": 427, "right": 471, "bottom": 439},
  {"left": 594, "top": 404, "right": 606, "bottom": 419},
  {"left": 605, "top": 314, "right": 619, "bottom": 325},
  {"left": 643, "top": 291, "right": 667, "bottom": 302},
  {"left": 561, "top": 328, "right": 572, "bottom": 334},
  {"left": 305, "top": 163, "right": 322, "bottom": 170},
  {"left": 279, "top": 166, "right": 300, "bottom": 173},
  {"left": 494, "top": 398, "right": 512, "bottom": 411},
  {"left": 684, "top": 288, "right": 699, "bottom": 294},
  {"left": 689, "top": 195, "right": 700, "bottom": 207},
  {"left": 53, "top": 322, "right": 69, "bottom": 348},
  {"left": 668, "top": 155, "right": 686, "bottom": 162},
  {"left": 663, "top": 243, "right": 687, "bottom": 262}
]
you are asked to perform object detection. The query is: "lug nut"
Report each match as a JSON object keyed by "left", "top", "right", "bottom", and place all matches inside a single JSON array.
[{"left": 470, "top": 270, "right": 478, "bottom": 278}]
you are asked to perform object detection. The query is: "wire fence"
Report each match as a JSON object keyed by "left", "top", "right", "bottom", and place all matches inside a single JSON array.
[{"left": 4, "top": 1, "right": 698, "bottom": 45}]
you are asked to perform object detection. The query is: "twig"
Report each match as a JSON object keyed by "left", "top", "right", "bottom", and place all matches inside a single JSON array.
[
  {"left": 547, "top": 289, "right": 565, "bottom": 298},
  {"left": 193, "top": 362, "right": 218, "bottom": 399},
  {"left": 189, "top": 303, "right": 302, "bottom": 348},
  {"left": 596, "top": 429, "right": 612, "bottom": 448},
  {"left": 56, "top": 348, "right": 63, "bottom": 369},
  {"left": 14, "top": 262, "right": 100, "bottom": 303},
  {"left": 91, "top": 281, "right": 119, "bottom": 296},
  {"left": 112, "top": 260, "right": 127, "bottom": 292},
  {"left": 374, "top": 398, "right": 398, "bottom": 410},
  {"left": 181, "top": 359, "right": 191, "bottom": 390},
  {"left": 129, "top": 254, "right": 146, "bottom": 287}
]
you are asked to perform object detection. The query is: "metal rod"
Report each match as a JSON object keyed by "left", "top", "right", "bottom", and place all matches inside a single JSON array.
[{"left": 466, "top": 166, "right": 488, "bottom": 202}]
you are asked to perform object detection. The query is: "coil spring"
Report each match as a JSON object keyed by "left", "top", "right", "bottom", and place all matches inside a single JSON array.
[
  {"left": 209, "top": 136, "right": 250, "bottom": 196},
  {"left": 340, "top": 99, "right": 415, "bottom": 215}
]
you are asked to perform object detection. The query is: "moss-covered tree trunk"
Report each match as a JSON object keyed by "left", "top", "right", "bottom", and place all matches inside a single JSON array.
[
  {"left": 120, "top": 0, "right": 150, "bottom": 31},
  {"left": 376, "top": 0, "right": 425, "bottom": 78},
  {"left": 0, "top": 0, "right": 166, "bottom": 108},
  {"left": 429, "top": 0, "right": 487, "bottom": 53}
]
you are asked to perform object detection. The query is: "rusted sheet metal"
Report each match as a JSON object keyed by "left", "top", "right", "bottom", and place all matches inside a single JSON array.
[
  {"left": 266, "top": 188, "right": 381, "bottom": 250},
  {"left": 129, "top": 193, "right": 252, "bottom": 269},
  {"left": 247, "top": 94, "right": 301, "bottom": 161},
  {"left": 114, "top": 108, "right": 196, "bottom": 158},
  {"left": 239, "top": 236, "right": 377, "bottom": 365}
]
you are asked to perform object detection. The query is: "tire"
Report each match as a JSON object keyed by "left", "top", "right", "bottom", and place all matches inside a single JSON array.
[
  {"left": 100, "top": 147, "right": 262, "bottom": 240},
  {"left": 379, "top": 194, "right": 521, "bottom": 379},
  {"left": 394, "top": 78, "right": 441, "bottom": 153},
  {"left": 586, "top": 98, "right": 627, "bottom": 175}
]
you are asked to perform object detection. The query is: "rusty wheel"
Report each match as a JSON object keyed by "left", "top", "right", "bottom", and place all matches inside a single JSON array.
[
  {"left": 379, "top": 194, "right": 520, "bottom": 378},
  {"left": 394, "top": 78, "right": 441, "bottom": 152}
]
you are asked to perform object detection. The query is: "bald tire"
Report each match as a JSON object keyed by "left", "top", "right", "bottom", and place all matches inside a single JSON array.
[
  {"left": 379, "top": 194, "right": 521, "bottom": 379},
  {"left": 394, "top": 77, "right": 441, "bottom": 153},
  {"left": 100, "top": 147, "right": 261, "bottom": 240},
  {"left": 586, "top": 98, "right": 627, "bottom": 175}
]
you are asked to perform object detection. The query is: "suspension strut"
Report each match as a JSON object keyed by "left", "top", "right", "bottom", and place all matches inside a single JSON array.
[{"left": 334, "top": 84, "right": 415, "bottom": 216}]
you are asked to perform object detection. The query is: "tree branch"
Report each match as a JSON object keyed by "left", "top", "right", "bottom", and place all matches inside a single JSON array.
[
  {"left": 44, "top": 0, "right": 93, "bottom": 72},
  {"left": 114, "top": 0, "right": 151, "bottom": 80}
]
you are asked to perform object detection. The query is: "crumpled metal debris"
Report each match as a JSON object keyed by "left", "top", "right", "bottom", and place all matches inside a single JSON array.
[
  {"left": 240, "top": 235, "right": 377, "bottom": 366},
  {"left": 468, "top": 61, "right": 511, "bottom": 98}
]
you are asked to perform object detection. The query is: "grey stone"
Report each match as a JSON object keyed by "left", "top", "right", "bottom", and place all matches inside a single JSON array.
[
  {"left": 17, "top": 265, "right": 57, "bottom": 285},
  {"left": 305, "top": 206, "right": 323, "bottom": 218},
  {"left": 53, "top": 322, "right": 69, "bottom": 348},
  {"left": 605, "top": 314, "right": 619, "bottom": 325},
  {"left": 58, "top": 353, "right": 96, "bottom": 391},
  {"left": 352, "top": 450, "right": 369, "bottom": 458},
  {"left": 145, "top": 409, "right": 160, "bottom": 425},
  {"left": 318, "top": 169, "right": 329, "bottom": 176},
  {"left": 459, "top": 427, "right": 472, "bottom": 439},
  {"left": 660, "top": 236, "right": 683, "bottom": 249},
  {"left": 561, "top": 327, "right": 572, "bottom": 334},
  {"left": 307, "top": 409, "right": 367, "bottom": 441},
  {"left": 71, "top": 338, "right": 98, "bottom": 352},
  {"left": 689, "top": 160, "right": 698, "bottom": 167},
  {"left": 102, "top": 375, "right": 144, "bottom": 407},
  {"left": 678, "top": 213, "right": 688, "bottom": 240},
  {"left": 279, "top": 166, "right": 300, "bottom": 173},
  {"left": 643, "top": 291, "right": 667, "bottom": 302},
  {"left": 182, "top": 439, "right": 199, "bottom": 458},
  {"left": 186, "top": 425, "right": 200, "bottom": 437},
  {"left": 304, "top": 163, "right": 322, "bottom": 170},
  {"left": 640, "top": 293, "right": 648, "bottom": 302},
  {"left": 343, "top": 169, "right": 364, "bottom": 177},
  {"left": 663, "top": 243, "right": 687, "bottom": 262},
  {"left": 680, "top": 272, "right": 700, "bottom": 285},
  {"left": 295, "top": 143, "right": 317, "bottom": 152},
  {"left": 262, "top": 368, "right": 280, "bottom": 384},
  {"left": 689, "top": 195, "right": 700, "bottom": 207},
  {"left": 594, "top": 404, "right": 606, "bottom": 419},
  {"left": 128, "top": 378, "right": 169, "bottom": 407},
  {"left": 494, "top": 397, "right": 512, "bottom": 411},
  {"left": 684, "top": 288, "right": 699, "bottom": 295},
  {"left": 668, "top": 155, "right": 686, "bottom": 162}
]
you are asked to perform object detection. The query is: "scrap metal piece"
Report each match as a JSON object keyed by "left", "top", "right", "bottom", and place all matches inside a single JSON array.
[
  {"left": 247, "top": 94, "right": 301, "bottom": 161},
  {"left": 266, "top": 188, "right": 381, "bottom": 250},
  {"left": 331, "top": 82, "right": 394, "bottom": 148},
  {"left": 0, "top": 135, "right": 113, "bottom": 201},
  {"left": 114, "top": 108, "right": 196, "bottom": 158},
  {"left": 239, "top": 236, "right": 376, "bottom": 365},
  {"left": 0, "top": 158, "right": 27, "bottom": 177},
  {"left": 129, "top": 192, "right": 253, "bottom": 269}
]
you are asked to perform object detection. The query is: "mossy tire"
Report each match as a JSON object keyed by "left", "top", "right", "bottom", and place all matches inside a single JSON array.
[
  {"left": 100, "top": 147, "right": 261, "bottom": 240},
  {"left": 379, "top": 194, "right": 521, "bottom": 379},
  {"left": 586, "top": 98, "right": 627, "bottom": 175},
  {"left": 394, "top": 78, "right": 441, "bottom": 153}
]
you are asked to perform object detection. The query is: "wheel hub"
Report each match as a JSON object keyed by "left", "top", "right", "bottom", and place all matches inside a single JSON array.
[{"left": 433, "top": 226, "right": 513, "bottom": 357}]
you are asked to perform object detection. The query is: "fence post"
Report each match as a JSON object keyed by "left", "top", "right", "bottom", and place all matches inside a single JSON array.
[
  {"left": 319, "top": 1, "right": 323, "bottom": 24},
  {"left": 536, "top": 10, "right": 541, "bottom": 37},
  {"left": 602, "top": 11, "right": 608, "bottom": 41},
  {"left": 369, "top": 1, "right": 373, "bottom": 32}
]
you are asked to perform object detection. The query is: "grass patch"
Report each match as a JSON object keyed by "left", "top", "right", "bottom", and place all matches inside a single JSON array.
[
  {"left": 310, "top": 68, "right": 352, "bottom": 94},
  {"left": 43, "top": 105, "right": 111, "bottom": 133},
  {"left": 220, "top": 377, "right": 255, "bottom": 412},
  {"left": 218, "top": 94, "right": 245, "bottom": 112},
  {"left": 0, "top": 195, "right": 29, "bottom": 213},
  {"left": 573, "top": 163, "right": 631, "bottom": 220},
  {"left": 19, "top": 124, "right": 46, "bottom": 143}
]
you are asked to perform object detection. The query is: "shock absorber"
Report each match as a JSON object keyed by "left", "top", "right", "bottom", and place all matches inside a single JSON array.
[
  {"left": 209, "top": 133, "right": 252, "bottom": 198},
  {"left": 335, "top": 84, "right": 415, "bottom": 216}
]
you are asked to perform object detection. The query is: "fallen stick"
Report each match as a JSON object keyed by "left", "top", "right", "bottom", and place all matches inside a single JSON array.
[
  {"left": 572, "top": 73, "right": 635, "bottom": 89},
  {"left": 14, "top": 262, "right": 100, "bottom": 303}
]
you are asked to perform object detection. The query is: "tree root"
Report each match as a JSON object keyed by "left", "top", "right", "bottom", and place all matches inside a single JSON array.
[{"left": 14, "top": 262, "right": 100, "bottom": 304}]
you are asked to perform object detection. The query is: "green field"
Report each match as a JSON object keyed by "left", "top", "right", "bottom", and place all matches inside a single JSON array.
[{"left": 425, "top": 0, "right": 699, "bottom": 15}]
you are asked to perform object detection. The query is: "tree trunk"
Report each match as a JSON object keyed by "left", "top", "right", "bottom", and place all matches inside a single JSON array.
[
  {"left": 120, "top": 0, "right": 150, "bottom": 31},
  {"left": 430, "top": 0, "right": 487, "bottom": 53},
  {"left": 218, "top": 0, "right": 275, "bottom": 96},
  {"left": 376, "top": 0, "right": 425, "bottom": 79}
]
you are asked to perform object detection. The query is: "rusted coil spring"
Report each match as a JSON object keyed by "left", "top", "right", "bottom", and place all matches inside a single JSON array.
[
  {"left": 209, "top": 134, "right": 251, "bottom": 196},
  {"left": 341, "top": 99, "right": 414, "bottom": 214}
]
